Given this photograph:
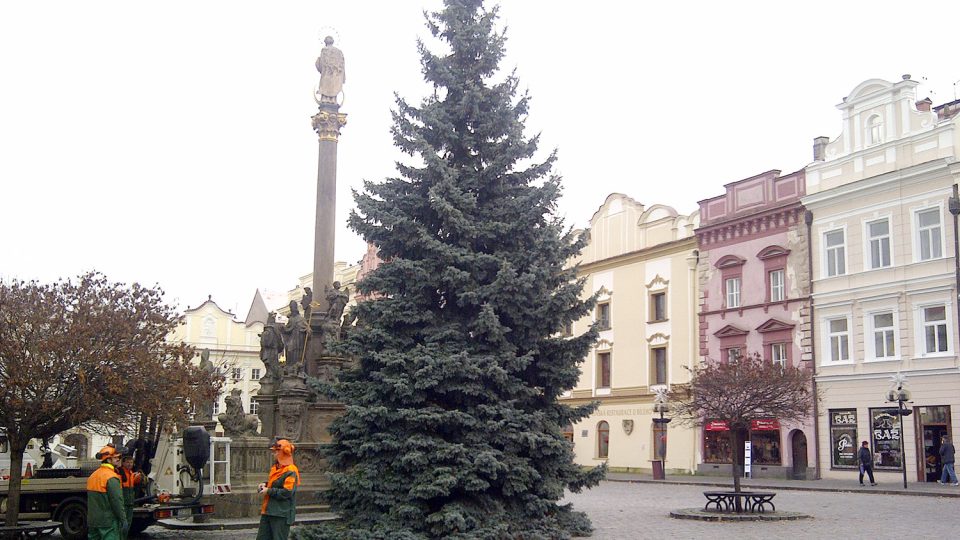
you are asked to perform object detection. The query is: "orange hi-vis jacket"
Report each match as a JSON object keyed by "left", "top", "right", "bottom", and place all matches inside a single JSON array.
[
  {"left": 86, "top": 463, "right": 125, "bottom": 530},
  {"left": 260, "top": 463, "right": 300, "bottom": 524}
]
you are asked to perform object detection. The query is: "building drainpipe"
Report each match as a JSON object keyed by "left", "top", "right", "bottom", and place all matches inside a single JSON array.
[
  {"left": 949, "top": 185, "right": 960, "bottom": 343},
  {"left": 688, "top": 248, "right": 700, "bottom": 474},
  {"left": 805, "top": 209, "right": 822, "bottom": 481}
]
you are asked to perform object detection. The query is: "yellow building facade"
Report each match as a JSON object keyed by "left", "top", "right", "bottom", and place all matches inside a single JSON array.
[{"left": 562, "top": 194, "right": 700, "bottom": 473}]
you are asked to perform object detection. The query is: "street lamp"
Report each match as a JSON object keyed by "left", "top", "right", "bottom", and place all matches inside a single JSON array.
[
  {"left": 652, "top": 388, "right": 671, "bottom": 480},
  {"left": 885, "top": 374, "right": 913, "bottom": 489}
]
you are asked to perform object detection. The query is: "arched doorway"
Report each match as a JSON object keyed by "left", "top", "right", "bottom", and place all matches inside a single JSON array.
[
  {"left": 62, "top": 433, "right": 88, "bottom": 460},
  {"left": 791, "top": 430, "right": 808, "bottom": 479}
]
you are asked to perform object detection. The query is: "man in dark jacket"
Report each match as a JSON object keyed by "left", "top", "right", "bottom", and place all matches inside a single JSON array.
[
  {"left": 859, "top": 441, "right": 877, "bottom": 486},
  {"left": 938, "top": 435, "right": 958, "bottom": 485}
]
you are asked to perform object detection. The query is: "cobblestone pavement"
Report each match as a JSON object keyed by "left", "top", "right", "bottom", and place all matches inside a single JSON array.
[
  {"left": 47, "top": 481, "right": 960, "bottom": 539},
  {"left": 563, "top": 481, "right": 959, "bottom": 539}
]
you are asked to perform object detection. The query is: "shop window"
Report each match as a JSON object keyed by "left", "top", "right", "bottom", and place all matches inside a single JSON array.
[
  {"left": 769, "top": 269, "right": 785, "bottom": 302},
  {"left": 866, "top": 218, "right": 892, "bottom": 269},
  {"left": 829, "top": 409, "right": 858, "bottom": 469},
  {"left": 597, "top": 421, "right": 610, "bottom": 459},
  {"left": 650, "top": 292, "right": 667, "bottom": 322},
  {"left": 750, "top": 421, "right": 781, "bottom": 465},
  {"left": 725, "top": 277, "right": 741, "bottom": 308},
  {"left": 703, "top": 422, "right": 732, "bottom": 464},
  {"left": 596, "top": 302, "right": 611, "bottom": 330},
  {"left": 869, "top": 408, "right": 902, "bottom": 470},
  {"left": 917, "top": 208, "right": 943, "bottom": 261},
  {"left": 826, "top": 317, "right": 850, "bottom": 362},
  {"left": 922, "top": 305, "right": 949, "bottom": 354},
  {"left": 651, "top": 347, "right": 667, "bottom": 385},
  {"left": 597, "top": 352, "right": 611, "bottom": 389},
  {"left": 770, "top": 343, "right": 788, "bottom": 368},
  {"left": 824, "top": 229, "right": 846, "bottom": 277}
]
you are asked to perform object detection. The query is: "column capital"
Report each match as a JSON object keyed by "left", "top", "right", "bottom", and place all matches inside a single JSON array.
[{"left": 312, "top": 108, "right": 347, "bottom": 142}]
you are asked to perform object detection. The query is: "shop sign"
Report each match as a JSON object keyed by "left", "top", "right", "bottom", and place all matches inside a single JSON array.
[
  {"left": 831, "top": 410, "right": 857, "bottom": 426},
  {"left": 705, "top": 420, "right": 729, "bottom": 431},
  {"left": 750, "top": 419, "right": 780, "bottom": 431}
]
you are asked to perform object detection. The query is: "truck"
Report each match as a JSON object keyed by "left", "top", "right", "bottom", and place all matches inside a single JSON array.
[{"left": 0, "top": 426, "right": 218, "bottom": 539}]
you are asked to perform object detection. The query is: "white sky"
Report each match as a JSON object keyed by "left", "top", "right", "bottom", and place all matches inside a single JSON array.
[{"left": 2, "top": 1, "right": 957, "bottom": 315}]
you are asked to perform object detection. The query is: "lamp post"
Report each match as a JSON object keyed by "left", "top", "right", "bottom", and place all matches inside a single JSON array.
[
  {"left": 652, "top": 389, "right": 671, "bottom": 480},
  {"left": 885, "top": 375, "right": 913, "bottom": 490}
]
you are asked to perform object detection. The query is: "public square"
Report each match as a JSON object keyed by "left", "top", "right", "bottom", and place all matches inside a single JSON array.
[{"left": 47, "top": 480, "right": 957, "bottom": 539}]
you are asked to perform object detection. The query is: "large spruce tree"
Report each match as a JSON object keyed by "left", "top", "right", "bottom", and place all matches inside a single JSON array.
[{"left": 300, "top": 1, "right": 604, "bottom": 538}]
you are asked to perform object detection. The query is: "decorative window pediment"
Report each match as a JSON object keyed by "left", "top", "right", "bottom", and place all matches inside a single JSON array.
[
  {"left": 713, "top": 324, "right": 749, "bottom": 338},
  {"left": 757, "top": 245, "right": 791, "bottom": 260},
  {"left": 646, "top": 332, "right": 670, "bottom": 345},
  {"left": 596, "top": 338, "right": 613, "bottom": 351},
  {"left": 756, "top": 318, "right": 796, "bottom": 333},
  {"left": 715, "top": 255, "right": 746, "bottom": 269},
  {"left": 646, "top": 275, "right": 670, "bottom": 289}
]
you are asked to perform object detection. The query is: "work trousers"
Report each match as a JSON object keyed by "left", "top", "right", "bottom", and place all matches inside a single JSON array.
[
  {"left": 88, "top": 524, "right": 121, "bottom": 540},
  {"left": 256, "top": 514, "right": 291, "bottom": 540}
]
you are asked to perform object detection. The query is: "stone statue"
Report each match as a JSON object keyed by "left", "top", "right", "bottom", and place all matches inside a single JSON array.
[
  {"left": 325, "top": 281, "right": 349, "bottom": 323},
  {"left": 218, "top": 388, "right": 259, "bottom": 436},
  {"left": 300, "top": 287, "right": 313, "bottom": 320},
  {"left": 281, "top": 300, "right": 308, "bottom": 374},
  {"left": 316, "top": 36, "right": 345, "bottom": 102},
  {"left": 259, "top": 313, "right": 284, "bottom": 383},
  {"left": 197, "top": 349, "right": 216, "bottom": 420}
]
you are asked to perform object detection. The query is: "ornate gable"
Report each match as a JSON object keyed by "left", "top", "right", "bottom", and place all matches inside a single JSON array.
[
  {"left": 757, "top": 245, "right": 790, "bottom": 260},
  {"left": 756, "top": 318, "right": 796, "bottom": 333},
  {"left": 713, "top": 324, "right": 749, "bottom": 338},
  {"left": 715, "top": 254, "right": 746, "bottom": 269}
]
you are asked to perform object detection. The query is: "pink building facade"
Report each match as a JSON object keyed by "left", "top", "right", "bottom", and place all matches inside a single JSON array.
[{"left": 695, "top": 169, "right": 817, "bottom": 479}]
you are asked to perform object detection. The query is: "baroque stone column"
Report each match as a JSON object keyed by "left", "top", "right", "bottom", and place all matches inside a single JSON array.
[{"left": 310, "top": 106, "right": 347, "bottom": 314}]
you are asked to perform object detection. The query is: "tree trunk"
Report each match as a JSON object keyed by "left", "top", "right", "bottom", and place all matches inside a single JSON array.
[
  {"left": 3, "top": 437, "right": 27, "bottom": 527},
  {"left": 730, "top": 429, "right": 742, "bottom": 495}
]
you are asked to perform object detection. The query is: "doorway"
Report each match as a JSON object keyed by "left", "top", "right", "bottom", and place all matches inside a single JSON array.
[
  {"left": 791, "top": 430, "right": 808, "bottom": 479},
  {"left": 915, "top": 405, "right": 952, "bottom": 482}
]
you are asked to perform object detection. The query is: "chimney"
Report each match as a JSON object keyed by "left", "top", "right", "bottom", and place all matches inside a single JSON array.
[
  {"left": 916, "top": 97, "right": 932, "bottom": 112},
  {"left": 813, "top": 136, "right": 829, "bottom": 161}
]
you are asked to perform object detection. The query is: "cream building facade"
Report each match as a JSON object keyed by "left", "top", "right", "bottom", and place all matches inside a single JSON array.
[
  {"left": 561, "top": 194, "right": 700, "bottom": 474},
  {"left": 804, "top": 76, "right": 960, "bottom": 483}
]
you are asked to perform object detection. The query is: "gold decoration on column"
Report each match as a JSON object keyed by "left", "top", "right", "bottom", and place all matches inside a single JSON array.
[{"left": 312, "top": 110, "right": 348, "bottom": 142}]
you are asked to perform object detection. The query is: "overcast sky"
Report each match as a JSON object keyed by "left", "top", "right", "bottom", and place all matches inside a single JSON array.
[{"left": 2, "top": 0, "right": 957, "bottom": 315}]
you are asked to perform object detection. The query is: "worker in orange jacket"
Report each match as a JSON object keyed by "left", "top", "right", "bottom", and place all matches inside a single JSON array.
[
  {"left": 118, "top": 453, "right": 142, "bottom": 539},
  {"left": 86, "top": 444, "right": 126, "bottom": 540},
  {"left": 256, "top": 438, "right": 301, "bottom": 540}
]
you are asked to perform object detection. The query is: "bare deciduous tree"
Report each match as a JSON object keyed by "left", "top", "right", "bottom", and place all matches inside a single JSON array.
[
  {"left": 669, "top": 353, "right": 816, "bottom": 494},
  {"left": 0, "top": 272, "right": 223, "bottom": 527}
]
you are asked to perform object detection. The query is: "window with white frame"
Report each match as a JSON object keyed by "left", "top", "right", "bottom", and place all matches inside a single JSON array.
[
  {"left": 824, "top": 230, "right": 846, "bottom": 277},
  {"left": 771, "top": 343, "right": 788, "bottom": 368},
  {"left": 827, "top": 317, "right": 850, "bottom": 362},
  {"left": 212, "top": 396, "right": 221, "bottom": 416},
  {"left": 923, "top": 305, "right": 949, "bottom": 354},
  {"left": 867, "top": 218, "right": 891, "bottom": 269},
  {"left": 725, "top": 277, "right": 741, "bottom": 308},
  {"left": 251, "top": 368, "right": 261, "bottom": 381},
  {"left": 917, "top": 208, "right": 943, "bottom": 261},
  {"left": 726, "top": 347, "right": 742, "bottom": 364},
  {"left": 866, "top": 114, "right": 883, "bottom": 146},
  {"left": 231, "top": 367, "right": 243, "bottom": 381},
  {"left": 249, "top": 400, "right": 259, "bottom": 415},
  {"left": 769, "top": 270, "right": 785, "bottom": 302},
  {"left": 871, "top": 312, "right": 896, "bottom": 359}
]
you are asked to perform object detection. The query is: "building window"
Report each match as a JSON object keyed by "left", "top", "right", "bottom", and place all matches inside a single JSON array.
[
  {"left": 597, "top": 352, "right": 611, "bottom": 388},
  {"left": 231, "top": 368, "right": 243, "bottom": 381},
  {"left": 870, "top": 408, "right": 902, "bottom": 470},
  {"left": 829, "top": 409, "right": 858, "bottom": 469},
  {"left": 769, "top": 270, "right": 785, "bottom": 302},
  {"left": 923, "top": 306, "right": 949, "bottom": 353},
  {"left": 827, "top": 317, "right": 850, "bottom": 362},
  {"left": 652, "top": 347, "right": 667, "bottom": 385},
  {"left": 562, "top": 321, "right": 573, "bottom": 337},
  {"left": 770, "top": 343, "right": 788, "bottom": 368},
  {"left": 251, "top": 368, "right": 261, "bottom": 381},
  {"left": 212, "top": 396, "right": 221, "bottom": 416},
  {"left": 871, "top": 312, "right": 896, "bottom": 359},
  {"left": 725, "top": 277, "right": 741, "bottom": 308},
  {"left": 650, "top": 292, "right": 667, "bottom": 322},
  {"left": 596, "top": 302, "right": 611, "bottom": 330},
  {"left": 562, "top": 423, "right": 574, "bottom": 444},
  {"left": 824, "top": 229, "right": 846, "bottom": 277},
  {"left": 726, "top": 347, "right": 742, "bottom": 364},
  {"left": 249, "top": 400, "right": 259, "bottom": 415},
  {"left": 867, "top": 218, "right": 891, "bottom": 269},
  {"left": 866, "top": 114, "right": 883, "bottom": 146},
  {"left": 917, "top": 208, "right": 943, "bottom": 261},
  {"left": 597, "top": 421, "right": 610, "bottom": 459}
]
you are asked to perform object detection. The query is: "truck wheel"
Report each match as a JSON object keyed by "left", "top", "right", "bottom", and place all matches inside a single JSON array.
[
  {"left": 55, "top": 500, "right": 87, "bottom": 540},
  {"left": 127, "top": 517, "right": 153, "bottom": 538}
]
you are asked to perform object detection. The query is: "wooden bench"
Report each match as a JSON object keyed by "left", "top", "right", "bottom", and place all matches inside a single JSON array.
[
  {"left": 703, "top": 491, "right": 776, "bottom": 513},
  {"left": 0, "top": 521, "right": 61, "bottom": 539}
]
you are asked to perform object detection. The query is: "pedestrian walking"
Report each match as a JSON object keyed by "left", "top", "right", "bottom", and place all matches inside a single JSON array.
[
  {"left": 937, "top": 435, "right": 958, "bottom": 486},
  {"left": 859, "top": 440, "right": 877, "bottom": 486},
  {"left": 256, "top": 438, "right": 301, "bottom": 540},
  {"left": 86, "top": 444, "right": 127, "bottom": 540}
]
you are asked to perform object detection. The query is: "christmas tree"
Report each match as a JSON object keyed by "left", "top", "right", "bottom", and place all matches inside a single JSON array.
[{"left": 298, "top": 1, "right": 604, "bottom": 538}]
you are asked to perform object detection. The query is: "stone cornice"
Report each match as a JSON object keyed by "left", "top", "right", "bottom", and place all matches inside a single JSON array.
[{"left": 696, "top": 204, "right": 804, "bottom": 248}]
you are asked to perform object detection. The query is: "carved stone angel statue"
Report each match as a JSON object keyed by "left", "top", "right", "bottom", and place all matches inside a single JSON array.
[{"left": 316, "top": 36, "right": 345, "bottom": 102}]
